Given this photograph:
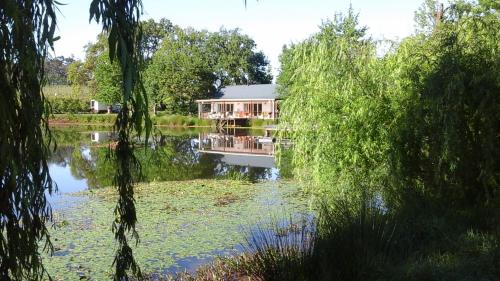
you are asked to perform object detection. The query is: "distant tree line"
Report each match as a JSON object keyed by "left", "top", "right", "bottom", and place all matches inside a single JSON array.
[
  {"left": 64, "top": 18, "right": 273, "bottom": 114},
  {"left": 44, "top": 55, "right": 75, "bottom": 85}
]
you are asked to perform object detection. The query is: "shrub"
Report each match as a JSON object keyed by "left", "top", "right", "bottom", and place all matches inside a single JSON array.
[
  {"left": 249, "top": 119, "right": 277, "bottom": 128},
  {"left": 49, "top": 98, "right": 89, "bottom": 114},
  {"left": 50, "top": 114, "right": 116, "bottom": 124},
  {"left": 152, "top": 114, "right": 213, "bottom": 127},
  {"left": 387, "top": 6, "right": 500, "bottom": 209},
  {"left": 224, "top": 196, "right": 500, "bottom": 281}
]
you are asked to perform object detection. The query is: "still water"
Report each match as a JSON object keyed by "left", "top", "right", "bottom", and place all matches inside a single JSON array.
[
  {"left": 49, "top": 126, "right": 286, "bottom": 195},
  {"left": 45, "top": 126, "right": 305, "bottom": 279}
]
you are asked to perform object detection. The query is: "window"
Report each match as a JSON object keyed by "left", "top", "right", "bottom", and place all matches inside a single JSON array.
[
  {"left": 253, "top": 141, "right": 263, "bottom": 150},
  {"left": 244, "top": 104, "right": 251, "bottom": 113},
  {"left": 243, "top": 103, "right": 263, "bottom": 116},
  {"left": 217, "top": 103, "right": 234, "bottom": 113},
  {"left": 253, "top": 103, "right": 262, "bottom": 116},
  {"left": 202, "top": 103, "right": 211, "bottom": 112}
]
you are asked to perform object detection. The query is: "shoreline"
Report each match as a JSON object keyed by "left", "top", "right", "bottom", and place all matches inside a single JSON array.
[{"left": 49, "top": 121, "right": 273, "bottom": 130}]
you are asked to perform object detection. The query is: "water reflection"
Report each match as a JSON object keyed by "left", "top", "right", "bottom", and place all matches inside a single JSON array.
[
  {"left": 48, "top": 127, "right": 289, "bottom": 193},
  {"left": 198, "top": 132, "right": 276, "bottom": 156}
]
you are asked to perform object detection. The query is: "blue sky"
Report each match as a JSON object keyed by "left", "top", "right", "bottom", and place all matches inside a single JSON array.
[{"left": 53, "top": 0, "right": 423, "bottom": 76}]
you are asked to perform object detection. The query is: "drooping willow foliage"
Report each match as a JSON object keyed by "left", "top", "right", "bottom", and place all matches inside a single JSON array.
[
  {"left": 278, "top": 1, "right": 499, "bottom": 209},
  {"left": 89, "top": 0, "right": 151, "bottom": 280},
  {"left": 0, "top": 1, "right": 57, "bottom": 280},
  {"left": 277, "top": 8, "right": 394, "bottom": 202},
  {"left": 388, "top": 1, "right": 500, "bottom": 208},
  {"left": 1, "top": 0, "right": 150, "bottom": 280}
]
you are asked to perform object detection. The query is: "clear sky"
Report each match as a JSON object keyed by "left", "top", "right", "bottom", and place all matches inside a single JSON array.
[{"left": 53, "top": 0, "right": 423, "bottom": 76}]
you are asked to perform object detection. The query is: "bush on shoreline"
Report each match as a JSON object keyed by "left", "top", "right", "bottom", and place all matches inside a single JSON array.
[
  {"left": 49, "top": 98, "right": 89, "bottom": 114},
  {"left": 50, "top": 113, "right": 117, "bottom": 124},
  {"left": 248, "top": 119, "right": 277, "bottom": 128},
  {"left": 153, "top": 114, "right": 213, "bottom": 127},
  {"left": 49, "top": 113, "right": 277, "bottom": 128}
]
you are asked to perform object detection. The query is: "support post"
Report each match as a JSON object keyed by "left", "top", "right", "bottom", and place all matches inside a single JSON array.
[{"left": 271, "top": 100, "right": 275, "bottom": 120}]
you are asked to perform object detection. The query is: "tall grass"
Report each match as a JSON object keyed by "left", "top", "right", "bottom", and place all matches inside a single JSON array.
[
  {"left": 50, "top": 113, "right": 117, "bottom": 124},
  {"left": 249, "top": 119, "right": 277, "bottom": 128},
  {"left": 153, "top": 114, "right": 213, "bottom": 127},
  {"left": 242, "top": 216, "right": 315, "bottom": 281},
  {"left": 219, "top": 195, "right": 500, "bottom": 281},
  {"left": 44, "top": 85, "right": 90, "bottom": 99},
  {"left": 232, "top": 197, "right": 399, "bottom": 281}
]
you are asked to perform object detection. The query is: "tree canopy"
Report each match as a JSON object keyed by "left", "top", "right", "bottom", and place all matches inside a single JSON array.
[
  {"left": 140, "top": 18, "right": 174, "bottom": 60},
  {"left": 67, "top": 20, "right": 272, "bottom": 114},
  {"left": 145, "top": 27, "right": 273, "bottom": 114},
  {"left": 145, "top": 27, "right": 216, "bottom": 114},
  {"left": 278, "top": 1, "right": 500, "bottom": 209},
  {"left": 94, "top": 52, "right": 122, "bottom": 104},
  {"left": 44, "top": 55, "right": 75, "bottom": 85}
]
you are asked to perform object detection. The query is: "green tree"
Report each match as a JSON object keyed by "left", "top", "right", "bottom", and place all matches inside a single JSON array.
[
  {"left": 277, "top": 8, "right": 390, "bottom": 201},
  {"left": 140, "top": 18, "right": 174, "bottom": 60},
  {"left": 66, "top": 33, "right": 108, "bottom": 96},
  {"left": 414, "top": 0, "right": 443, "bottom": 34},
  {"left": 390, "top": 1, "right": 500, "bottom": 208},
  {"left": 44, "top": 55, "right": 74, "bottom": 85},
  {"left": 145, "top": 26, "right": 273, "bottom": 114},
  {"left": 67, "top": 59, "right": 88, "bottom": 94},
  {"left": 94, "top": 52, "right": 122, "bottom": 105},
  {"left": 207, "top": 28, "right": 272, "bottom": 87},
  {"left": 247, "top": 51, "right": 273, "bottom": 84},
  {"left": 278, "top": 1, "right": 499, "bottom": 209},
  {"left": 276, "top": 44, "right": 296, "bottom": 98},
  {"left": 145, "top": 27, "right": 216, "bottom": 114}
]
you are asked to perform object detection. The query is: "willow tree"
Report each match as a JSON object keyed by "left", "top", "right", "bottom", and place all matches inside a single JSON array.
[
  {"left": 89, "top": 0, "right": 151, "bottom": 280},
  {"left": 1, "top": 0, "right": 150, "bottom": 280},
  {"left": 0, "top": 1, "right": 57, "bottom": 279},
  {"left": 389, "top": 1, "right": 500, "bottom": 208},
  {"left": 277, "top": 8, "right": 394, "bottom": 202}
]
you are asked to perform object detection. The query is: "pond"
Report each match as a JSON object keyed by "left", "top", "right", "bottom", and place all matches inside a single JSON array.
[
  {"left": 45, "top": 126, "right": 309, "bottom": 280},
  {"left": 48, "top": 126, "right": 291, "bottom": 194}
]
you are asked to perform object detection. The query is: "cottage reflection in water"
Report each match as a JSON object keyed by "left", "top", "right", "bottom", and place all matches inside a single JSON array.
[{"left": 198, "top": 132, "right": 276, "bottom": 169}]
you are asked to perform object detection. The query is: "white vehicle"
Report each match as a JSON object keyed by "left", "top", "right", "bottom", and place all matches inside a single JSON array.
[
  {"left": 90, "top": 100, "right": 121, "bottom": 113},
  {"left": 90, "top": 100, "right": 108, "bottom": 113}
]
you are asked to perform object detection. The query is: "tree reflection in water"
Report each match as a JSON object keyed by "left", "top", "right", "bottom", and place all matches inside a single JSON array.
[{"left": 48, "top": 129, "right": 281, "bottom": 189}]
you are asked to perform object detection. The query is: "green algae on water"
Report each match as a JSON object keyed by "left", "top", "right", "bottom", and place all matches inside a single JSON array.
[{"left": 45, "top": 179, "right": 309, "bottom": 280}]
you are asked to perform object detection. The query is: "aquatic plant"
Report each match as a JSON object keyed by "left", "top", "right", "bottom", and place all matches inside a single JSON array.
[{"left": 44, "top": 180, "right": 309, "bottom": 280}]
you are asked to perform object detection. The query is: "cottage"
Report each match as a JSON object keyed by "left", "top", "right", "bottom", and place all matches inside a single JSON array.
[{"left": 196, "top": 84, "right": 280, "bottom": 125}]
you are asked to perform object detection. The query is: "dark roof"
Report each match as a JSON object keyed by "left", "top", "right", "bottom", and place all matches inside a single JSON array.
[{"left": 213, "top": 84, "right": 278, "bottom": 100}]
